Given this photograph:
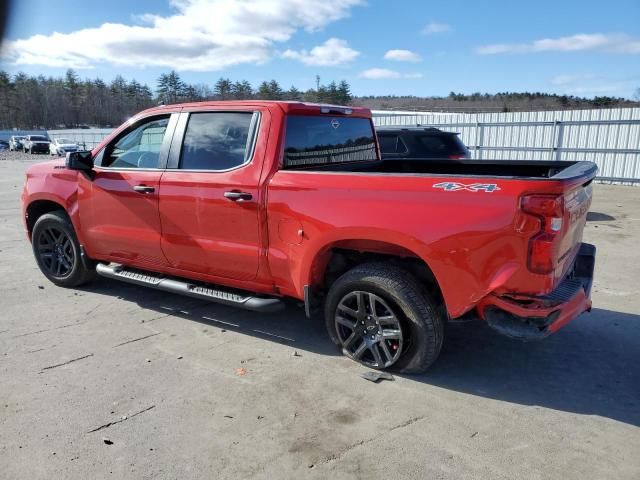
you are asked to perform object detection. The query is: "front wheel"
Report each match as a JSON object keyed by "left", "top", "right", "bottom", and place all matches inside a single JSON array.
[
  {"left": 325, "top": 263, "right": 445, "bottom": 374},
  {"left": 32, "top": 211, "right": 96, "bottom": 287}
]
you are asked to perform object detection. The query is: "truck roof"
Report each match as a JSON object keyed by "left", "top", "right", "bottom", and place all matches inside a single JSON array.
[{"left": 138, "top": 100, "right": 372, "bottom": 118}]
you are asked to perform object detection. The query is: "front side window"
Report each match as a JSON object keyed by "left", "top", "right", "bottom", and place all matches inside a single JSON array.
[
  {"left": 283, "top": 115, "right": 377, "bottom": 168},
  {"left": 102, "top": 116, "right": 169, "bottom": 169},
  {"left": 179, "top": 112, "right": 257, "bottom": 170}
]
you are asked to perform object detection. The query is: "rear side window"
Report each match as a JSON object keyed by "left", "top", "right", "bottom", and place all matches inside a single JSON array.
[
  {"left": 180, "top": 112, "right": 258, "bottom": 171},
  {"left": 378, "top": 134, "right": 408, "bottom": 154},
  {"left": 416, "top": 134, "right": 467, "bottom": 156},
  {"left": 284, "top": 115, "right": 377, "bottom": 168}
]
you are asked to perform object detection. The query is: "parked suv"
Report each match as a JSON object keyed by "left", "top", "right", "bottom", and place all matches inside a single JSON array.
[
  {"left": 377, "top": 127, "right": 470, "bottom": 160},
  {"left": 23, "top": 135, "right": 51, "bottom": 154},
  {"left": 9, "top": 135, "right": 27, "bottom": 151}
]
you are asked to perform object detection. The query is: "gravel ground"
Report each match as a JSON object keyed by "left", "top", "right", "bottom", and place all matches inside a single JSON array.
[{"left": 1, "top": 152, "right": 639, "bottom": 479}]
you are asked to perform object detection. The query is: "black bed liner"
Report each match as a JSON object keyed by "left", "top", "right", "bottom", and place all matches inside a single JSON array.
[{"left": 288, "top": 158, "right": 597, "bottom": 181}]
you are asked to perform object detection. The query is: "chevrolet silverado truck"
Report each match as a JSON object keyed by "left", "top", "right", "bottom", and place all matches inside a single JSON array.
[{"left": 21, "top": 101, "right": 597, "bottom": 373}]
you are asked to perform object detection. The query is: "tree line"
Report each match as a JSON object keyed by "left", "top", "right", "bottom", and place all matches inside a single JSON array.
[
  {"left": 0, "top": 68, "right": 637, "bottom": 129},
  {"left": 357, "top": 91, "right": 639, "bottom": 113},
  {"left": 0, "top": 69, "right": 352, "bottom": 129}
]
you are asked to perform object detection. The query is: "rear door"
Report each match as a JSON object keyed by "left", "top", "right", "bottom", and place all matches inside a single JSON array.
[
  {"left": 158, "top": 107, "right": 265, "bottom": 281},
  {"left": 78, "top": 113, "right": 178, "bottom": 266}
]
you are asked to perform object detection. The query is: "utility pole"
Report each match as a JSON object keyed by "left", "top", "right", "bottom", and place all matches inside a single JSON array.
[{"left": 315, "top": 75, "right": 320, "bottom": 91}]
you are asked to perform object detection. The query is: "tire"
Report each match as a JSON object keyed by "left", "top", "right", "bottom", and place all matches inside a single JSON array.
[
  {"left": 325, "top": 263, "right": 445, "bottom": 374},
  {"left": 31, "top": 211, "right": 96, "bottom": 287}
]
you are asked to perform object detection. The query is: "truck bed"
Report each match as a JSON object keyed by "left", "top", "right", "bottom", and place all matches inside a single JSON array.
[{"left": 287, "top": 158, "right": 597, "bottom": 181}]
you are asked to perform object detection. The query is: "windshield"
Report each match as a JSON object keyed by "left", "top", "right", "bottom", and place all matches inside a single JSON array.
[
  {"left": 30, "top": 136, "right": 49, "bottom": 141},
  {"left": 283, "top": 115, "right": 377, "bottom": 168},
  {"left": 57, "top": 138, "right": 75, "bottom": 144}
]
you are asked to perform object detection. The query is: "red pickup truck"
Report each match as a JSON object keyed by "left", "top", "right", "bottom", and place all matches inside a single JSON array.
[{"left": 21, "top": 101, "right": 597, "bottom": 373}]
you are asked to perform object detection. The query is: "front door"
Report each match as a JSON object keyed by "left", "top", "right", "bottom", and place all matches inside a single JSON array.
[
  {"left": 158, "top": 109, "right": 265, "bottom": 281},
  {"left": 79, "top": 114, "right": 177, "bottom": 267}
]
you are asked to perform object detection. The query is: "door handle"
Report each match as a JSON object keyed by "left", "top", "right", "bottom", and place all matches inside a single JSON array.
[
  {"left": 133, "top": 185, "right": 155, "bottom": 194},
  {"left": 224, "top": 191, "right": 252, "bottom": 202}
]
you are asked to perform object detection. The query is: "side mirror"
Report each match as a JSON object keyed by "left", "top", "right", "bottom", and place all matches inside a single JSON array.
[{"left": 66, "top": 151, "right": 93, "bottom": 171}]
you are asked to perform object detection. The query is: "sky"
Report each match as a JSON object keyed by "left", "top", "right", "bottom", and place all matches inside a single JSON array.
[{"left": 1, "top": 0, "right": 639, "bottom": 98}]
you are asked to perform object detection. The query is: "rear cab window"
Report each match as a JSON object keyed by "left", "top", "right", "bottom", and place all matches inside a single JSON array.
[{"left": 283, "top": 115, "right": 378, "bottom": 168}]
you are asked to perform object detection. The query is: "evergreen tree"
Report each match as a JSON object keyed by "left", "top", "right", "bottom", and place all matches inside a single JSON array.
[
  {"left": 257, "top": 81, "right": 272, "bottom": 99},
  {"left": 337, "top": 80, "right": 352, "bottom": 104},
  {"left": 231, "top": 80, "right": 253, "bottom": 99},
  {"left": 285, "top": 85, "right": 302, "bottom": 101},
  {"left": 268, "top": 80, "right": 284, "bottom": 100},
  {"left": 214, "top": 77, "right": 233, "bottom": 99}
]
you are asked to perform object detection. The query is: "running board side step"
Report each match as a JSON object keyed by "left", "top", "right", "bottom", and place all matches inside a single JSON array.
[{"left": 96, "top": 263, "right": 284, "bottom": 313}]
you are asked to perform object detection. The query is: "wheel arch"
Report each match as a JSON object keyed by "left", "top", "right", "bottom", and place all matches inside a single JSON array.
[
  {"left": 302, "top": 237, "right": 448, "bottom": 319},
  {"left": 25, "top": 199, "right": 67, "bottom": 234}
]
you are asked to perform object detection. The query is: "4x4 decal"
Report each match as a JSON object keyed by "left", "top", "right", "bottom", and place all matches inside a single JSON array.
[{"left": 432, "top": 182, "right": 501, "bottom": 193}]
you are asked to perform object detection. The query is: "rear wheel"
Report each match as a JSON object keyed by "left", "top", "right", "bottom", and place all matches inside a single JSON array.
[
  {"left": 32, "top": 211, "right": 96, "bottom": 287},
  {"left": 325, "top": 263, "right": 445, "bottom": 374}
]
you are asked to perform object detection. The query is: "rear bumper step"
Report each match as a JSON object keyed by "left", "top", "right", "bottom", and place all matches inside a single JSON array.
[
  {"left": 477, "top": 242, "right": 596, "bottom": 340},
  {"left": 96, "top": 263, "right": 284, "bottom": 313}
]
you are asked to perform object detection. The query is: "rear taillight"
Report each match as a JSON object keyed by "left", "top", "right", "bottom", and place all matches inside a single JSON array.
[{"left": 521, "top": 194, "right": 565, "bottom": 274}]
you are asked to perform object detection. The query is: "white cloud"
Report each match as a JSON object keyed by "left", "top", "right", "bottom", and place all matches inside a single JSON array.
[
  {"left": 551, "top": 73, "right": 597, "bottom": 85},
  {"left": 421, "top": 22, "right": 451, "bottom": 35},
  {"left": 383, "top": 49, "right": 422, "bottom": 62},
  {"left": 359, "top": 68, "right": 423, "bottom": 79},
  {"left": 0, "top": 0, "right": 363, "bottom": 70},
  {"left": 477, "top": 33, "right": 640, "bottom": 55},
  {"left": 282, "top": 38, "right": 360, "bottom": 66}
]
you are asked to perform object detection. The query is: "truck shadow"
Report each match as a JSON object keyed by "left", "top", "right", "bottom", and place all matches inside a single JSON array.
[
  {"left": 81, "top": 277, "right": 340, "bottom": 357},
  {"left": 586, "top": 211, "right": 616, "bottom": 222},
  {"left": 82, "top": 279, "right": 639, "bottom": 427},
  {"left": 415, "top": 308, "right": 640, "bottom": 427}
]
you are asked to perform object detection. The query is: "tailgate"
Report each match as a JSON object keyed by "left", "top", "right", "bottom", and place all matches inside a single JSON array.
[{"left": 556, "top": 181, "right": 593, "bottom": 283}]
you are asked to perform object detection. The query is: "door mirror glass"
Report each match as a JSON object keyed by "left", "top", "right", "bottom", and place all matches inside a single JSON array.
[{"left": 66, "top": 151, "right": 94, "bottom": 171}]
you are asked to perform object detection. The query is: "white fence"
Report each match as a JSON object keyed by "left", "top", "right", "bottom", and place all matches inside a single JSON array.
[
  {"left": 5, "top": 107, "right": 638, "bottom": 184},
  {"left": 373, "top": 107, "right": 640, "bottom": 184}
]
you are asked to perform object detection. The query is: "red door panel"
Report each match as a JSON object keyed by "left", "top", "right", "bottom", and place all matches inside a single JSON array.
[
  {"left": 158, "top": 108, "right": 269, "bottom": 281},
  {"left": 159, "top": 170, "right": 261, "bottom": 280},
  {"left": 80, "top": 170, "right": 167, "bottom": 266}
]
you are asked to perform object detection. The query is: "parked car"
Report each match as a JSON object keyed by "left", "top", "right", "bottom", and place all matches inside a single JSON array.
[
  {"left": 22, "top": 135, "right": 50, "bottom": 154},
  {"left": 9, "top": 136, "right": 26, "bottom": 151},
  {"left": 21, "top": 101, "right": 597, "bottom": 373},
  {"left": 0, "top": 140, "right": 9, "bottom": 151},
  {"left": 49, "top": 138, "right": 79, "bottom": 156},
  {"left": 377, "top": 127, "right": 471, "bottom": 160}
]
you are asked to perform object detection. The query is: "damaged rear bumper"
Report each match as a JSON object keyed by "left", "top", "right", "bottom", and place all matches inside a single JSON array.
[{"left": 477, "top": 243, "right": 596, "bottom": 340}]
